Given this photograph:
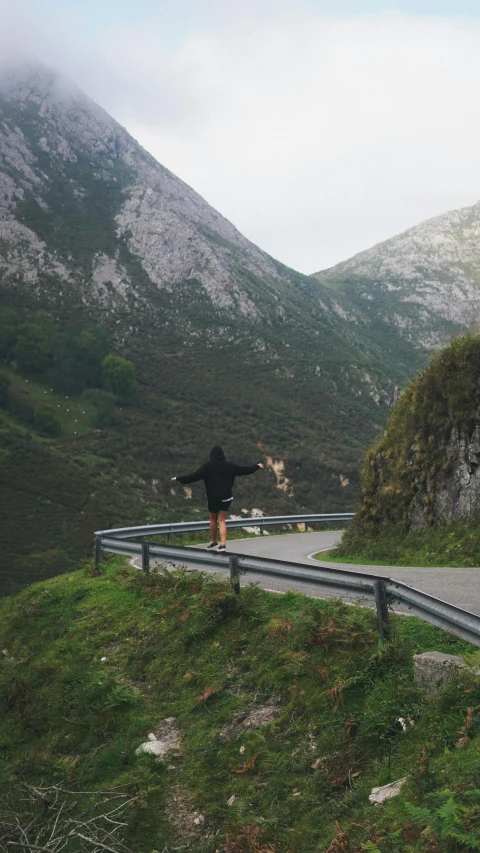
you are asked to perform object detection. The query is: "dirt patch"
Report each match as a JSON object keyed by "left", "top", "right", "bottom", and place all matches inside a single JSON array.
[
  {"left": 219, "top": 699, "right": 282, "bottom": 741},
  {"left": 265, "top": 456, "right": 293, "bottom": 496},
  {"left": 153, "top": 717, "right": 181, "bottom": 745},
  {"left": 243, "top": 700, "right": 281, "bottom": 728},
  {"left": 166, "top": 783, "right": 210, "bottom": 847}
]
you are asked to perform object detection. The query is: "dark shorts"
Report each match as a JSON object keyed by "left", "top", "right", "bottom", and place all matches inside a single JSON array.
[{"left": 208, "top": 498, "right": 232, "bottom": 514}]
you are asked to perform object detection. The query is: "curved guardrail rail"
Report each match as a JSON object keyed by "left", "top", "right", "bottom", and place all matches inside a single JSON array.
[
  {"left": 94, "top": 514, "right": 480, "bottom": 648},
  {"left": 97, "top": 513, "right": 355, "bottom": 540}
]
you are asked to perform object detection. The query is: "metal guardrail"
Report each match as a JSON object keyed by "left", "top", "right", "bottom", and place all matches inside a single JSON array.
[
  {"left": 94, "top": 514, "right": 480, "bottom": 648},
  {"left": 97, "top": 513, "right": 355, "bottom": 540}
]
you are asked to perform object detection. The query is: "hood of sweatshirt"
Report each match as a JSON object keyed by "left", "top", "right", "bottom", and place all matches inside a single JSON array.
[{"left": 210, "top": 445, "right": 225, "bottom": 462}]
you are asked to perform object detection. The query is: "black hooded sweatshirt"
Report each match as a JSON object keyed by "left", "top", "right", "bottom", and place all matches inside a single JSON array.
[{"left": 176, "top": 447, "right": 260, "bottom": 503}]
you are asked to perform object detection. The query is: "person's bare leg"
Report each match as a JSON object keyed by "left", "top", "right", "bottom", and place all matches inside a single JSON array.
[
  {"left": 209, "top": 512, "right": 218, "bottom": 544},
  {"left": 218, "top": 510, "right": 228, "bottom": 546}
]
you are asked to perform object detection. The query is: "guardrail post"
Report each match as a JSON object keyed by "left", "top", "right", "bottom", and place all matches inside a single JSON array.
[
  {"left": 142, "top": 542, "right": 150, "bottom": 574},
  {"left": 373, "top": 580, "right": 389, "bottom": 641},
  {"left": 94, "top": 536, "right": 102, "bottom": 569},
  {"left": 229, "top": 554, "right": 240, "bottom": 595}
]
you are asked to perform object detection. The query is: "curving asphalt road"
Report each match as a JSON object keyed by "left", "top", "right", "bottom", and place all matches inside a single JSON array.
[
  {"left": 133, "top": 530, "right": 480, "bottom": 616},
  {"left": 224, "top": 530, "right": 480, "bottom": 616}
]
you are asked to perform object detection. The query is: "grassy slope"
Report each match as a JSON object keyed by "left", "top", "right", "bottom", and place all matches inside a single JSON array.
[
  {"left": 319, "top": 519, "right": 480, "bottom": 568},
  {"left": 2, "top": 366, "right": 99, "bottom": 435},
  {"left": 1, "top": 557, "right": 480, "bottom": 852}
]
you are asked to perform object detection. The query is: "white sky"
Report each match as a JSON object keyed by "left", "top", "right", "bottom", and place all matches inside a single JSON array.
[{"left": 2, "top": 0, "right": 480, "bottom": 272}]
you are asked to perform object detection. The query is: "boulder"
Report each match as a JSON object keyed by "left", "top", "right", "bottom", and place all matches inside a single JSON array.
[
  {"left": 413, "top": 651, "right": 466, "bottom": 695},
  {"left": 369, "top": 777, "right": 408, "bottom": 805}
]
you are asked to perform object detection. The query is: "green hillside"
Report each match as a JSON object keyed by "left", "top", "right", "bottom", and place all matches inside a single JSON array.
[
  {"left": 0, "top": 302, "right": 384, "bottom": 595},
  {"left": 1, "top": 557, "right": 479, "bottom": 852}
]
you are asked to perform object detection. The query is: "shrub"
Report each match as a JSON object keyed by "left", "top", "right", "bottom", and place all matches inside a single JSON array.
[
  {"left": 102, "top": 354, "right": 137, "bottom": 404},
  {"left": 34, "top": 404, "right": 61, "bottom": 437},
  {"left": 50, "top": 325, "right": 109, "bottom": 394},
  {"left": 81, "top": 388, "right": 116, "bottom": 427},
  {"left": 0, "top": 308, "right": 20, "bottom": 360},
  {"left": 0, "top": 371, "right": 10, "bottom": 407},
  {"left": 14, "top": 311, "right": 56, "bottom": 373},
  {"left": 9, "top": 390, "right": 35, "bottom": 425}
]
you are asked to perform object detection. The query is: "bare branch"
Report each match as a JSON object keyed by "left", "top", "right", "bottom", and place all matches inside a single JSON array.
[
  {"left": 1, "top": 784, "right": 136, "bottom": 853},
  {"left": 73, "top": 834, "right": 133, "bottom": 853},
  {"left": 48, "top": 802, "right": 65, "bottom": 843}
]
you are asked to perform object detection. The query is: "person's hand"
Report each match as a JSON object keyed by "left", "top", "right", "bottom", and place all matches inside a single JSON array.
[
  {"left": 258, "top": 463, "right": 265, "bottom": 469},
  {"left": 171, "top": 476, "right": 177, "bottom": 481}
]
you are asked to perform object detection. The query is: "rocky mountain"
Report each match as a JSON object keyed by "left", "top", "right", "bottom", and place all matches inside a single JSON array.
[
  {"left": 0, "top": 60, "right": 287, "bottom": 319},
  {"left": 0, "top": 59, "right": 420, "bottom": 591},
  {"left": 0, "top": 60, "right": 416, "bottom": 396},
  {"left": 313, "top": 201, "right": 480, "bottom": 350}
]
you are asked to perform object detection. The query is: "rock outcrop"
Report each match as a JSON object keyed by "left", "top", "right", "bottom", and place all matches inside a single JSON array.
[
  {"left": 350, "top": 334, "right": 480, "bottom": 531},
  {"left": 410, "top": 423, "right": 480, "bottom": 528},
  {"left": 413, "top": 652, "right": 468, "bottom": 695}
]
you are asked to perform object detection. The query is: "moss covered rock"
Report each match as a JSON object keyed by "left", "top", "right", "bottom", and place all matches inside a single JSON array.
[{"left": 350, "top": 334, "right": 480, "bottom": 536}]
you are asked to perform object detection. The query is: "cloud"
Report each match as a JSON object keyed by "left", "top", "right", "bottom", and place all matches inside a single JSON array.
[{"left": 2, "top": 2, "right": 480, "bottom": 271}]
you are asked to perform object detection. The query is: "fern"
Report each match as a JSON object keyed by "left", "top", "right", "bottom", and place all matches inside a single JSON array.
[
  {"left": 462, "top": 650, "right": 480, "bottom": 670},
  {"left": 361, "top": 829, "right": 403, "bottom": 852},
  {"left": 404, "top": 789, "right": 480, "bottom": 850}
]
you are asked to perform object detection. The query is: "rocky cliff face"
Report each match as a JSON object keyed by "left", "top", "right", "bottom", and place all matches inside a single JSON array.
[
  {"left": 313, "top": 201, "right": 480, "bottom": 351},
  {"left": 350, "top": 334, "right": 480, "bottom": 532},
  {"left": 410, "top": 423, "right": 480, "bottom": 528}
]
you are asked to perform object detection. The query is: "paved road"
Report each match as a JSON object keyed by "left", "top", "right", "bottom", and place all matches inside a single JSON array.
[
  {"left": 133, "top": 530, "right": 480, "bottom": 616},
  {"left": 223, "top": 531, "right": 480, "bottom": 616}
]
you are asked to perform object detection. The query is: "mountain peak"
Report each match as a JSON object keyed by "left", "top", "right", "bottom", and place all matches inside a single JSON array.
[
  {"left": 0, "top": 59, "right": 287, "bottom": 319},
  {"left": 313, "top": 199, "right": 480, "bottom": 349},
  {"left": 0, "top": 57, "right": 84, "bottom": 107}
]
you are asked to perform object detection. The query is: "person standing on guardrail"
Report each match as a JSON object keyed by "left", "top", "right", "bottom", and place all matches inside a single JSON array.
[{"left": 171, "top": 446, "right": 265, "bottom": 552}]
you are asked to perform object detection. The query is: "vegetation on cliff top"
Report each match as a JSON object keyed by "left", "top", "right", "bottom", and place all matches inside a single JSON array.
[
  {"left": 1, "top": 557, "right": 480, "bottom": 852},
  {"left": 319, "top": 518, "right": 480, "bottom": 568},
  {"left": 336, "top": 334, "right": 480, "bottom": 563}
]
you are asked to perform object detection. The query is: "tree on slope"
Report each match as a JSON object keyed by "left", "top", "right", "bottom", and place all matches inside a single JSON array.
[{"left": 102, "top": 354, "right": 137, "bottom": 404}]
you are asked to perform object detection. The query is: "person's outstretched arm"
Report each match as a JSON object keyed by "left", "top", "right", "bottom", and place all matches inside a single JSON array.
[
  {"left": 172, "top": 463, "right": 207, "bottom": 484},
  {"left": 231, "top": 462, "right": 265, "bottom": 476}
]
